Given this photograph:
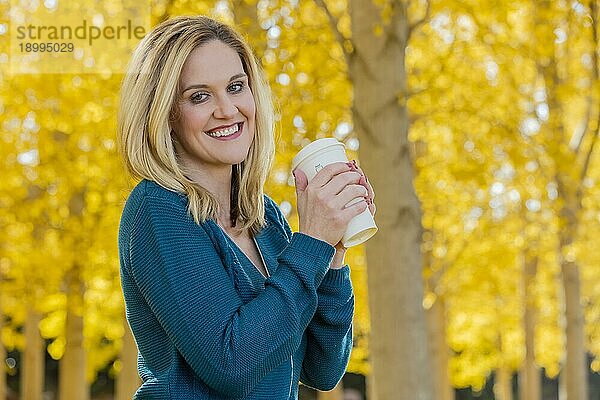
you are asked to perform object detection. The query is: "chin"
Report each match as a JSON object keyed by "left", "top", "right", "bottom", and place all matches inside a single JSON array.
[{"left": 228, "top": 151, "right": 251, "bottom": 166}]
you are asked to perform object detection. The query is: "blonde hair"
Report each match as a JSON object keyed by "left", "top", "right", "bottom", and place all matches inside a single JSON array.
[{"left": 118, "top": 15, "right": 275, "bottom": 235}]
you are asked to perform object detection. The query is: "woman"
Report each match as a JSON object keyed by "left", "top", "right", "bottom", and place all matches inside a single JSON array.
[{"left": 117, "top": 15, "right": 376, "bottom": 399}]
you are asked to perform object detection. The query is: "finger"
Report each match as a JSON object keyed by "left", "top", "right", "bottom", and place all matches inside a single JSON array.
[
  {"left": 334, "top": 184, "right": 369, "bottom": 210},
  {"left": 352, "top": 164, "right": 375, "bottom": 201},
  {"left": 293, "top": 169, "right": 309, "bottom": 194},
  {"left": 321, "top": 171, "right": 363, "bottom": 198},
  {"left": 368, "top": 202, "right": 376, "bottom": 216},
  {"left": 358, "top": 175, "right": 373, "bottom": 200},
  {"left": 340, "top": 197, "right": 369, "bottom": 220},
  {"left": 309, "top": 162, "right": 353, "bottom": 188}
]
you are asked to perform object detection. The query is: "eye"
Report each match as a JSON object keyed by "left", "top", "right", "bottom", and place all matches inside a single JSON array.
[
  {"left": 190, "top": 92, "right": 209, "bottom": 104},
  {"left": 228, "top": 81, "right": 246, "bottom": 93}
]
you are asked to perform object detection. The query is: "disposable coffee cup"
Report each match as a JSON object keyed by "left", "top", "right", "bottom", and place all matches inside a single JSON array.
[{"left": 291, "top": 138, "right": 378, "bottom": 247}]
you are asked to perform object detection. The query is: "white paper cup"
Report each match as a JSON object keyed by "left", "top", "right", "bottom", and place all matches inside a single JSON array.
[{"left": 291, "top": 138, "right": 377, "bottom": 247}]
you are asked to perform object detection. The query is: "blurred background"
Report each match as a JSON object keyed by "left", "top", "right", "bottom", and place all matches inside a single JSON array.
[{"left": 1, "top": 0, "right": 599, "bottom": 399}]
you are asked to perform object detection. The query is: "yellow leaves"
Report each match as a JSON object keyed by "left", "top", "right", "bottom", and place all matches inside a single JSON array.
[
  {"left": 80, "top": 101, "right": 105, "bottom": 124},
  {"left": 1, "top": 327, "right": 24, "bottom": 352},
  {"left": 48, "top": 337, "right": 66, "bottom": 360},
  {"left": 58, "top": 205, "right": 70, "bottom": 219},
  {"left": 85, "top": 191, "right": 102, "bottom": 214},
  {"left": 533, "top": 24, "right": 555, "bottom": 60},
  {"left": 1, "top": 40, "right": 128, "bottom": 382},
  {"left": 422, "top": 291, "right": 437, "bottom": 310},
  {"left": 412, "top": 0, "right": 600, "bottom": 387},
  {"left": 0, "top": 257, "right": 10, "bottom": 276},
  {"left": 104, "top": 320, "right": 125, "bottom": 341},
  {"left": 298, "top": 2, "right": 325, "bottom": 27},
  {"left": 535, "top": 323, "right": 563, "bottom": 378},
  {"left": 0, "top": 0, "right": 596, "bottom": 393},
  {"left": 449, "top": 347, "right": 494, "bottom": 390},
  {"left": 347, "top": 338, "right": 370, "bottom": 375},
  {"left": 449, "top": 307, "right": 495, "bottom": 346},
  {"left": 39, "top": 310, "right": 66, "bottom": 339},
  {"left": 38, "top": 293, "right": 67, "bottom": 313}
]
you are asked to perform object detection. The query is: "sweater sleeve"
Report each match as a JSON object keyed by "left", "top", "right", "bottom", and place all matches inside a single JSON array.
[
  {"left": 299, "top": 266, "right": 354, "bottom": 391},
  {"left": 264, "top": 196, "right": 355, "bottom": 390},
  {"left": 126, "top": 193, "right": 335, "bottom": 398}
]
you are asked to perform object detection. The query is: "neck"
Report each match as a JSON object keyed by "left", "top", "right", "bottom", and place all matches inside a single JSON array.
[{"left": 180, "top": 159, "right": 235, "bottom": 226}]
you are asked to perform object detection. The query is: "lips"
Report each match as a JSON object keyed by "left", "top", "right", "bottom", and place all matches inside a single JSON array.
[
  {"left": 206, "top": 122, "right": 241, "bottom": 132},
  {"left": 204, "top": 122, "right": 244, "bottom": 141}
]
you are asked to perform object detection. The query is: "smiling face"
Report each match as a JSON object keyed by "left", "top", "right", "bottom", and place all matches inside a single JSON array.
[{"left": 172, "top": 40, "right": 256, "bottom": 171}]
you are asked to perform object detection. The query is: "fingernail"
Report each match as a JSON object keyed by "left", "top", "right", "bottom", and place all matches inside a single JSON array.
[{"left": 359, "top": 175, "right": 367, "bottom": 186}]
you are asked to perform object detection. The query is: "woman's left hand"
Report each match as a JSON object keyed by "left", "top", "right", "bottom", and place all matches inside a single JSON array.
[
  {"left": 330, "top": 160, "right": 376, "bottom": 268},
  {"left": 350, "top": 160, "right": 376, "bottom": 217}
]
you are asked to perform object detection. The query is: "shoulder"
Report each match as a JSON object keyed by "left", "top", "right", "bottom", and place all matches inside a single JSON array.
[
  {"left": 121, "top": 179, "right": 188, "bottom": 225},
  {"left": 128, "top": 179, "right": 186, "bottom": 205},
  {"left": 119, "top": 180, "right": 191, "bottom": 270},
  {"left": 135, "top": 179, "right": 187, "bottom": 203},
  {"left": 122, "top": 180, "right": 213, "bottom": 254}
]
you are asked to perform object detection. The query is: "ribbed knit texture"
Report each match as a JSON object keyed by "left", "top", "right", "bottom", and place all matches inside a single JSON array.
[{"left": 118, "top": 179, "right": 355, "bottom": 399}]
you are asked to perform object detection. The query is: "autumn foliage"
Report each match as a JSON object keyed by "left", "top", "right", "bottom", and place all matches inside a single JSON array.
[{"left": 0, "top": 0, "right": 599, "bottom": 398}]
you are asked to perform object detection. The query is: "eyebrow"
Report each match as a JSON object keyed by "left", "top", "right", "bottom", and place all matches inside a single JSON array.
[{"left": 182, "top": 73, "right": 248, "bottom": 94}]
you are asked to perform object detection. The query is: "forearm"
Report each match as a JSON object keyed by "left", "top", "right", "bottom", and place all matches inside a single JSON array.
[
  {"left": 329, "top": 247, "right": 347, "bottom": 270},
  {"left": 300, "top": 267, "right": 354, "bottom": 390}
]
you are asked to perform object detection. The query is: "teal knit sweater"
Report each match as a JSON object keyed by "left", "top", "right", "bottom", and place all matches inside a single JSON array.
[{"left": 118, "top": 179, "right": 355, "bottom": 399}]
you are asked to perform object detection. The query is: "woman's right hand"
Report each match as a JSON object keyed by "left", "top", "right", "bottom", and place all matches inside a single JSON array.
[{"left": 293, "top": 162, "right": 369, "bottom": 247}]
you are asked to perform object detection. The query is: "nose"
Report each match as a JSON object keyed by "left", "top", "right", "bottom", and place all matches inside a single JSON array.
[{"left": 213, "top": 95, "right": 238, "bottom": 119}]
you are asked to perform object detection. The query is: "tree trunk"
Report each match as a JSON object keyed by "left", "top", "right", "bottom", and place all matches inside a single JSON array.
[
  {"left": 349, "top": 1, "right": 433, "bottom": 399},
  {"left": 316, "top": 382, "right": 343, "bottom": 400},
  {"left": 59, "top": 268, "right": 89, "bottom": 400},
  {"left": 519, "top": 253, "right": 541, "bottom": 400},
  {"left": 59, "top": 309, "right": 88, "bottom": 400},
  {"left": 426, "top": 296, "right": 453, "bottom": 400},
  {"left": 561, "top": 254, "right": 588, "bottom": 400},
  {"left": 21, "top": 309, "right": 44, "bottom": 400},
  {"left": 559, "top": 370, "right": 567, "bottom": 400},
  {"left": 231, "top": 0, "right": 267, "bottom": 57},
  {"left": 494, "top": 367, "right": 513, "bottom": 400},
  {"left": 116, "top": 317, "right": 141, "bottom": 400}
]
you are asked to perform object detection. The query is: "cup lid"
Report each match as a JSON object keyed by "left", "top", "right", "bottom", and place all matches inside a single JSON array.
[{"left": 291, "top": 138, "right": 345, "bottom": 170}]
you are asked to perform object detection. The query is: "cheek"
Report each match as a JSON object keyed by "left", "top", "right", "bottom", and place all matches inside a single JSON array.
[
  {"left": 242, "top": 93, "right": 256, "bottom": 120},
  {"left": 180, "top": 106, "right": 212, "bottom": 132}
]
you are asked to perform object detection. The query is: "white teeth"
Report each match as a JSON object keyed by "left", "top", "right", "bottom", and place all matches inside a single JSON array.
[{"left": 206, "top": 123, "right": 240, "bottom": 138}]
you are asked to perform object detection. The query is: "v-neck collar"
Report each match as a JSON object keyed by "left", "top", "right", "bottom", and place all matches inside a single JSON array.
[{"left": 215, "top": 223, "right": 272, "bottom": 279}]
